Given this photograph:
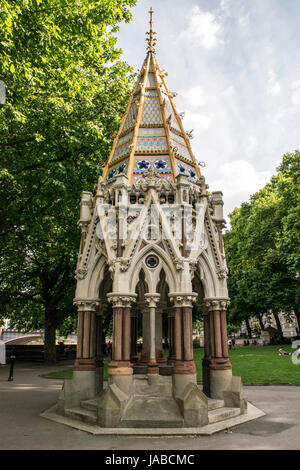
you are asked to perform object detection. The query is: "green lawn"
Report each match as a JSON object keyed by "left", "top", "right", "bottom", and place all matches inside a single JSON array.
[{"left": 43, "top": 345, "right": 300, "bottom": 385}]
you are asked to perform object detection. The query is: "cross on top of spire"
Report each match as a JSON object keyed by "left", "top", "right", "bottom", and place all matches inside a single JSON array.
[{"left": 146, "top": 7, "right": 157, "bottom": 53}]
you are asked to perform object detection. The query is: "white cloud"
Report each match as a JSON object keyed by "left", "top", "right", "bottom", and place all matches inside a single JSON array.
[
  {"left": 181, "top": 85, "right": 206, "bottom": 108},
  {"left": 267, "top": 70, "right": 281, "bottom": 95},
  {"left": 291, "top": 80, "right": 300, "bottom": 105},
  {"left": 210, "top": 160, "right": 273, "bottom": 218},
  {"left": 183, "top": 110, "right": 213, "bottom": 134},
  {"left": 117, "top": 0, "right": 300, "bottom": 217},
  {"left": 178, "top": 6, "right": 224, "bottom": 50}
]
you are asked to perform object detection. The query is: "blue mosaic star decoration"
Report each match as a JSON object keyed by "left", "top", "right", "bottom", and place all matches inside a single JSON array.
[
  {"left": 137, "top": 160, "right": 150, "bottom": 170},
  {"left": 155, "top": 159, "right": 167, "bottom": 169}
]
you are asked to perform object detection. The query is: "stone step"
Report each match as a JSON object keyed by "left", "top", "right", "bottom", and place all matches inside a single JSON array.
[
  {"left": 80, "top": 398, "right": 99, "bottom": 412},
  {"left": 65, "top": 407, "right": 98, "bottom": 425},
  {"left": 121, "top": 396, "right": 184, "bottom": 428},
  {"left": 207, "top": 399, "right": 225, "bottom": 411},
  {"left": 208, "top": 407, "right": 241, "bottom": 424}
]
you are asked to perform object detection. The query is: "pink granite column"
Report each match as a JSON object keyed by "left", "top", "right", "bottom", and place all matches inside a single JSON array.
[
  {"left": 169, "top": 294, "right": 197, "bottom": 375},
  {"left": 107, "top": 294, "right": 137, "bottom": 376},
  {"left": 73, "top": 300, "right": 98, "bottom": 371}
]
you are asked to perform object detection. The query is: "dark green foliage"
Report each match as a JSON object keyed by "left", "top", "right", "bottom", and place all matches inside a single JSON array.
[
  {"left": 0, "top": 0, "right": 137, "bottom": 362},
  {"left": 224, "top": 151, "right": 300, "bottom": 334}
]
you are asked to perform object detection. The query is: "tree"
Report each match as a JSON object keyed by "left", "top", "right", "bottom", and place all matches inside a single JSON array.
[
  {"left": 0, "top": 0, "right": 137, "bottom": 362},
  {"left": 224, "top": 151, "right": 300, "bottom": 338}
]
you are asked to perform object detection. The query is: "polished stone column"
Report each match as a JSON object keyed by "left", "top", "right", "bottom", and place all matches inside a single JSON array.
[
  {"left": 168, "top": 293, "right": 197, "bottom": 375},
  {"left": 74, "top": 300, "right": 99, "bottom": 371},
  {"left": 145, "top": 293, "right": 160, "bottom": 374},
  {"left": 155, "top": 307, "right": 165, "bottom": 363},
  {"left": 140, "top": 305, "right": 150, "bottom": 363},
  {"left": 167, "top": 309, "right": 176, "bottom": 363},
  {"left": 202, "top": 307, "right": 211, "bottom": 396},
  {"left": 107, "top": 293, "right": 137, "bottom": 377},
  {"left": 130, "top": 309, "right": 138, "bottom": 363},
  {"left": 203, "top": 298, "right": 232, "bottom": 399}
]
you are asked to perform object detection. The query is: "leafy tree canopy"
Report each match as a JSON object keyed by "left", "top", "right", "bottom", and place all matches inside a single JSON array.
[
  {"left": 0, "top": 0, "right": 137, "bottom": 362},
  {"left": 224, "top": 151, "right": 300, "bottom": 334}
]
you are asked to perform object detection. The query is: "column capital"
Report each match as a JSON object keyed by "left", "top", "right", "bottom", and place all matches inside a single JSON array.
[
  {"left": 144, "top": 293, "right": 160, "bottom": 308},
  {"left": 168, "top": 292, "right": 198, "bottom": 307},
  {"left": 73, "top": 298, "right": 99, "bottom": 311},
  {"left": 203, "top": 298, "right": 230, "bottom": 311},
  {"left": 107, "top": 292, "right": 137, "bottom": 308}
]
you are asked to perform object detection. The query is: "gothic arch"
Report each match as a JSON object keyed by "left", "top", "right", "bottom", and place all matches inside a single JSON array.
[
  {"left": 196, "top": 252, "right": 218, "bottom": 298},
  {"left": 83, "top": 253, "right": 108, "bottom": 299},
  {"left": 128, "top": 244, "right": 177, "bottom": 294}
]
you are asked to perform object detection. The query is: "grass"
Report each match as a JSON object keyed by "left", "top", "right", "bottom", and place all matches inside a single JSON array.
[
  {"left": 43, "top": 345, "right": 300, "bottom": 385},
  {"left": 194, "top": 345, "right": 300, "bottom": 385}
]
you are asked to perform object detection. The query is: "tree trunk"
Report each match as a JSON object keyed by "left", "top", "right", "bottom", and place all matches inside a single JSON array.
[
  {"left": 44, "top": 307, "right": 57, "bottom": 364},
  {"left": 294, "top": 307, "right": 300, "bottom": 334},
  {"left": 273, "top": 312, "right": 284, "bottom": 342},
  {"left": 257, "top": 314, "right": 265, "bottom": 331},
  {"left": 245, "top": 318, "right": 252, "bottom": 338}
]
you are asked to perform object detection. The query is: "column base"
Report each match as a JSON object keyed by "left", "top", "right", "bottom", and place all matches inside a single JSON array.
[
  {"left": 209, "top": 357, "right": 232, "bottom": 370},
  {"left": 172, "top": 372, "right": 197, "bottom": 399},
  {"left": 209, "top": 368, "right": 233, "bottom": 399},
  {"left": 108, "top": 361, "right": 133, "bottom": 376},
  {"left": 139, "top": 349, "right": 150, "bottom": 363},
  {"left": 74, "top": 358, "right": 96, "bottom": 371},
  {"left": 147, "top": 358, "right": 159, "bottom": 374},
  {"left": 130, "top": 355, "right": 139, "bottom": 363},
  {"left": 173, "top": 360, "right": 196, "bottom": 375}
]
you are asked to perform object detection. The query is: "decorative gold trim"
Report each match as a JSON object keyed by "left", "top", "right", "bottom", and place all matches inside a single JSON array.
[
  {"left": 153, "top": 55, "right": 177, "bottom": 183},
  {"left": 102, "top": 61, "right": 146, "bottom": 180},
  {"left": 108, "top": 153, "right": 130, "bottom": 168},
  {"left": 127, "top": 54, "right": 151, "bottom": 183}
]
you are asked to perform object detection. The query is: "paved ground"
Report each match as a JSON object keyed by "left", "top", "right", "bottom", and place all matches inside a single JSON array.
[{"left": 0, "top": 360, "right": 299, "bottom": 450}]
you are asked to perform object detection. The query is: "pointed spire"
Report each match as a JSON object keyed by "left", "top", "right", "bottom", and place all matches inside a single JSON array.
[
  {"left": 102, "top": 9, "right": 202, "bottom": 186},
  {"left": 146, "top": 7, "right": 157, "bottom": 53}
]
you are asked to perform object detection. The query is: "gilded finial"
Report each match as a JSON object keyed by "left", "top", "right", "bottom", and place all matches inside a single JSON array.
[{"left": 146, "top": 7, "right": 157, "bottom": 53}]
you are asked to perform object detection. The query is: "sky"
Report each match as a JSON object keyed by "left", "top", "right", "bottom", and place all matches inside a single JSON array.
[{"left": 116, "top": 0, "right": 300, "bottom": 222}]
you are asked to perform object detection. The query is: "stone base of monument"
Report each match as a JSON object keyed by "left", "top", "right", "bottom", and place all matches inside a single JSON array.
[{"left": 42, "top": 374, "right": 265, "bottom": 435}]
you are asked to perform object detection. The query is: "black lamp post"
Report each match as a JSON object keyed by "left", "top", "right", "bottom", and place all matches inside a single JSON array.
[{"left": 8, "top": 349, "right": 16, "bottom": 381}]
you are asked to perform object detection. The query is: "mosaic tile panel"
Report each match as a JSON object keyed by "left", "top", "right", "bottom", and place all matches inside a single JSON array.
[
  {"left": 133, "top": 157, "right": 171, "bottom": 175},
  {"left": 164, "top": 99, "right": 181, "bottom": 132},
  {"left": 136, "top": 137, "right": 168, "bottom": 153},
  {"left": 170, "top": 132, "right": 192, "bottom": 161},
  {"left": 141, "top": 97, "right": 162, "bottom": 125},
  {"left": 123, "top": 94, "right": 140, "bottom": 133},
  {"left": 112, "top": 131, "right": 134, "bottom": 162},
  {"left": 146, "top": 72, "right": 156, "bottom": 88},
  {"left": 145, "top": 89, "right": 158, "bottom": 97},
  {"left": 148, "top": 57, "right": 154, "bottom": 72},
  {"left": 138, "top": 127, "right": 166, "bottom": 137},
  {"left": 175, "top": 159, "right": 197, "bottom": 183}
]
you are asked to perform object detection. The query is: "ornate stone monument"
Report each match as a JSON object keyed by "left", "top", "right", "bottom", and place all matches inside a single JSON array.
[{"left": 50, "top": 9, "right": 258, "bottom": 432}]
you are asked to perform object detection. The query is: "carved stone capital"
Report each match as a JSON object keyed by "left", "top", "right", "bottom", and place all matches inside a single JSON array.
[
  {"left": 75, "top": 267, "right": 88, "bottom": 280},
  {"left": 168, "top": 292, "right": 198, "bottom": 307},
  {"left": 107, "top": 293, "right": 137, "bottom": 308},
  {"left": 73, "top": 298, "right": 99, "bottom": 312},
  {"left": 216, "top": 267, "right": 228, "bottom": 279},
  {"left": 144, "top": 293, "right": 160, "bottom": 308},
  {"left": 120, "top": 258, "right": 131, "bottom": 272},
  {"left": 203, "top": 298, "right": 230, "bottom": 311}
]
